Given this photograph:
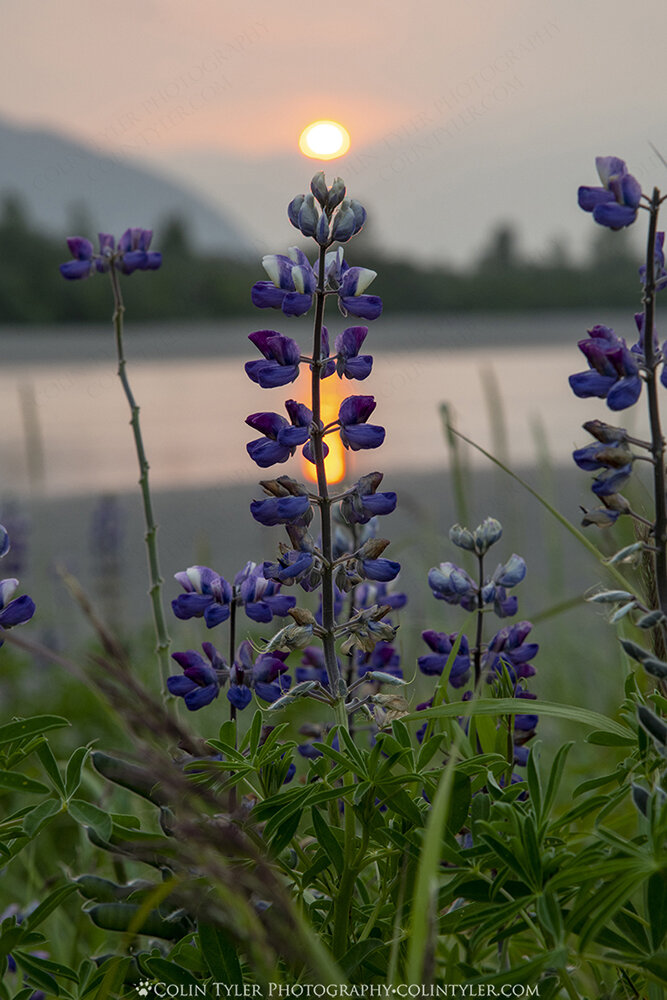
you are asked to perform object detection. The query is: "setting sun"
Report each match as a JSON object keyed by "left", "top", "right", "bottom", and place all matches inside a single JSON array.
[{"left": 299, "top": 120, "right": 350, "bottom": 160}]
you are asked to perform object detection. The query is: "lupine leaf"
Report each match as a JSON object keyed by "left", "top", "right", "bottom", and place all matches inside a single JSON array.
[
  {"left": 0, "top": 716, "right": 69, "bottom": 747},
  {"left": 0, "top": 770, "right": 49, "bottom": 795},
  {"left": 65, "top": 746, "right": 89, "bottom": 798},
  {"left": 22, "top": 797, "right": 60, "bottom": 837},
  {"left": 198, "top": 922, "right": 243, "bottom": 984},
  {"left": 68, "top": 799, "right": 113, "bottom": 841}
]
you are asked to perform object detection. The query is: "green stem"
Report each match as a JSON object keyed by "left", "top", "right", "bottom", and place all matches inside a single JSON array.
[
  {"left": 473, "top": 552, "right": 485, "bottom": 686},
  {"left": 109, "top": 265, "right": 171, "bottom": 697},
  {"left": 311, "top": 244, "right": 344, "bottom": 705},
  {"left": 642, "top": 188, "right": 667, "bottom": 614}
]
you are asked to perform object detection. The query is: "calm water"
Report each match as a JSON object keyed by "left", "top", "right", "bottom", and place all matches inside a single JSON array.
[{"left": 0, "top": 313, "right": 642, "bottom": 498}]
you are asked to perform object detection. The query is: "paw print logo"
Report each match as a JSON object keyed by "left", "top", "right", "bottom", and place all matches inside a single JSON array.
[{"left": 136, "top": 983, "right": 153, "bottom": 997}]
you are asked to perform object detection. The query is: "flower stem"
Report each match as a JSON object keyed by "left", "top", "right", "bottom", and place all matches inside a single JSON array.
[
  {"left": 642, "top": 188, "right": 667, "bottom": 614},
  {"left": 473, "top": 553, "right": 485, "bottom": 685},
  {"left": 109, "top": 265, "right": 171, "bottom": 698},
  {"left": 311, "top": 245, "right": 345, "bottom": 707}
]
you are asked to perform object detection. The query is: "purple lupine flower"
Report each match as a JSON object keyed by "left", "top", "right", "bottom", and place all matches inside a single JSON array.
[
  {"left": 251, "top": 248, "right": 317, "bottom": 316},
  {"left": 234, "top": 561, "right": 296, "bottom": 622},
  {"left": 246, "top": 400, "right": 321, "bottom": 468},
  {"left": 168, "top": 642, "right": 228, "bottom": 711},
  {"left": 0, "top": 525, "right": 35, "bottom": 647},
  {"left": 117, "top": 228, "right": 162, "bottom": 274},
  {"left": 321, "top": 249, "right": 383, "bottom": 320},
  {"left": 639, "top": 232, "right": 667, "bottom": 291},
  {"left": 335, "top": 326, "right": 373, "bottom": 380},
  {"left": 569, "top": 325, "right": 644, "bottom": 410},
  {"left": 250, "top": 494, "right": 311, "bottom": 527},
  {"left": 295, "top": 646, "right": 331, "bottom": 686},
  {"left": 171, "top": 565, "right": 232, "bottom": 628},
  {"left": 358, "top": 640, "right": 402, "bottom": 679},
  {"left": 60, "top": 229, "right": 161, "bottom": 280},
  {"left": 340, "top": 472, "right": 397, "bottom": 525},
  {"left": 338, "top": 396, "right": 385, "bottom": 451},
  {"left": 354, "top": 579, "right": 407, "bottom": 612},
  {"left": 484, "top": 621, "right": 538, "bottom": 681},
  {"left": 228, "top": 640, "right": 290, "bottom": 709},
  {"left": 578, "top": 156, "right": 642, "bottom": 229},
  {"left": 245, "top": 330, "right": 302, "bottom": 388},
  {"left": 418, "top": 631, "right": 471, "bottom": 688},
  {"left": 428, "top": 553, "right": 525, "bottom": 618},
  {"left": 263, "top": 548, "right": 314, "bottom": 585},
  {"left": 427, "top": 561, "right": 478, "bottom": 610},
  {"left": 251, "top": 246, "right": 382, "bottom": 321}
]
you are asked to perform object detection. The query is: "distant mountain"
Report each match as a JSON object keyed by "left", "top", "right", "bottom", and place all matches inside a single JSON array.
[{"left": 0, "top": 117, "right": 251, "bottom": 255}]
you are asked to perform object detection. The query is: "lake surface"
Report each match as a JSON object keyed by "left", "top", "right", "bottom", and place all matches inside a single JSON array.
[{"left": 0, "top": 313, "right": 644, "bottom": 498}]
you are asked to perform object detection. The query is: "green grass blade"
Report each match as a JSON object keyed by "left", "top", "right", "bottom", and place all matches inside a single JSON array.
[{"left": 404, "top": 698, "right": 632, "bottom": 739}]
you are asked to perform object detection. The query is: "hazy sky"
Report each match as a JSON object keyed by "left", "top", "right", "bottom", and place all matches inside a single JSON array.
[{"left": 4, "top": 0, "right": 667, "bottom": 262}]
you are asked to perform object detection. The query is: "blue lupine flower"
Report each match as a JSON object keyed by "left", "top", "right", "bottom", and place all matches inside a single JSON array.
[
  {"left": 418, "top": 631, "right": 471, "bottom": 688},
  {"left": 251, "top": 247, "right": 382, "bottom": 321},
  {"left": 340, "top": 472, "right": 396, "bottom": 525},
  {"left": 428, "top": 554, "right": 526, "bottom": 617},
  {"left": 569, "top": 325, "right": 645, "bottom": 410},
  {"left": 245, "top": 330, "right": 302, "bottom": 388},
  {"left": 228, "top": 640, "right": 290, "bottom": 709},
  {"left": 361, "top": 556, "right": 401, "bottom": 582},
  {"left": 171, "top": 566, "right": 233, "bottom": 628},
  {"left": 323, "top": 249, "right": 383, "bottom": 320},
  {"left": 60, "top": 229, "right": 161, "bottom": 279},
  {"left": 263, "top": 548, "right": 315, "bottom": 585},
  {"left": 246, "top": 401, "right": 321, "bottom": 468},
  {"left": 338, "top": 396, "right": 385, "bottom": 451},
  {"left": 250, "top": 494, "right": 311, "bottom": 527},
  {"left": 590, "top": 465, "right": 633, "bottom": 497},
  {"left": 639, "top": 232, "right": 667, "bottom": 291},
  {"left": 234, "top": 561, "right": 296, "bottom": 622},
  {"left": 354, "top": 579, "right": 407, "bottom": 612},
  {"left": 295, "top": 646, "right": 330, "bottom": 686},
  {"left": 578, "top": 156, "right": 642, "bottom": 229},
  {"left": 168, "top": 642, "right": 228, "bottom": 710},
  {"left": 0, "top": 525, "right": 35, "bottom": 647},
  {"left": 484, "top": 621, "right": 538, "bottom": 681},
  {"left": 427, "top": 561, "right": 478, "bottom": 610},
  {"left": 358, "top": 640, "right": 402, "bottom": 679},
  {"left": 251, "top": 248, "right": 317, "bottom": 316},
  {"left": 335, "top": 326, "right": 373, "bottom": 380}
]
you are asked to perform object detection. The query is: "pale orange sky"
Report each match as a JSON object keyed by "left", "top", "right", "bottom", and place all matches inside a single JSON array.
[{"left": 3, "top": 0, "right": 667, "bottom": 261}]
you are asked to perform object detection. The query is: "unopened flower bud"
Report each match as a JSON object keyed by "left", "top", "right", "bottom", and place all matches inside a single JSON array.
[
  {"left": 581, "top": 507, "right": 621, "bottom": 527},
  {"left": 349, "top": 199, "right": 367, "bottom": 234},
  {"left": 583, "top": 419, "right": 627, "bottom": 444},
  {"left": 288, "top": 607, "right": 318, "bottom": 626},
  {"left": 328, "top": 177, "right": 346, "bottom": 210},
  {"left": 602, "top": 493, "right": 631, "bottom": 513},
  {"left": 449, "top": 524, "right": 475, "bottom": 551},
  {"left": 360, "top": 538, "right": 390, "bottom": 559},
  {"left": 315, "top": 211, "right": 330, "bottom": 246},
  {"left": 331, "top": 201, "right": 356, "bottom": 243},
  {"left": 298, "top": 194, "right": 319, "bottom": 237},
  {"left": 288, "top": 194, "right": 305, "bottom": 229},
  {"left": 310, "top": 172, "right": 329, "bottom": 208},
  {"left": 473, "top": 517, "right": 503, "bottom": 554}
]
